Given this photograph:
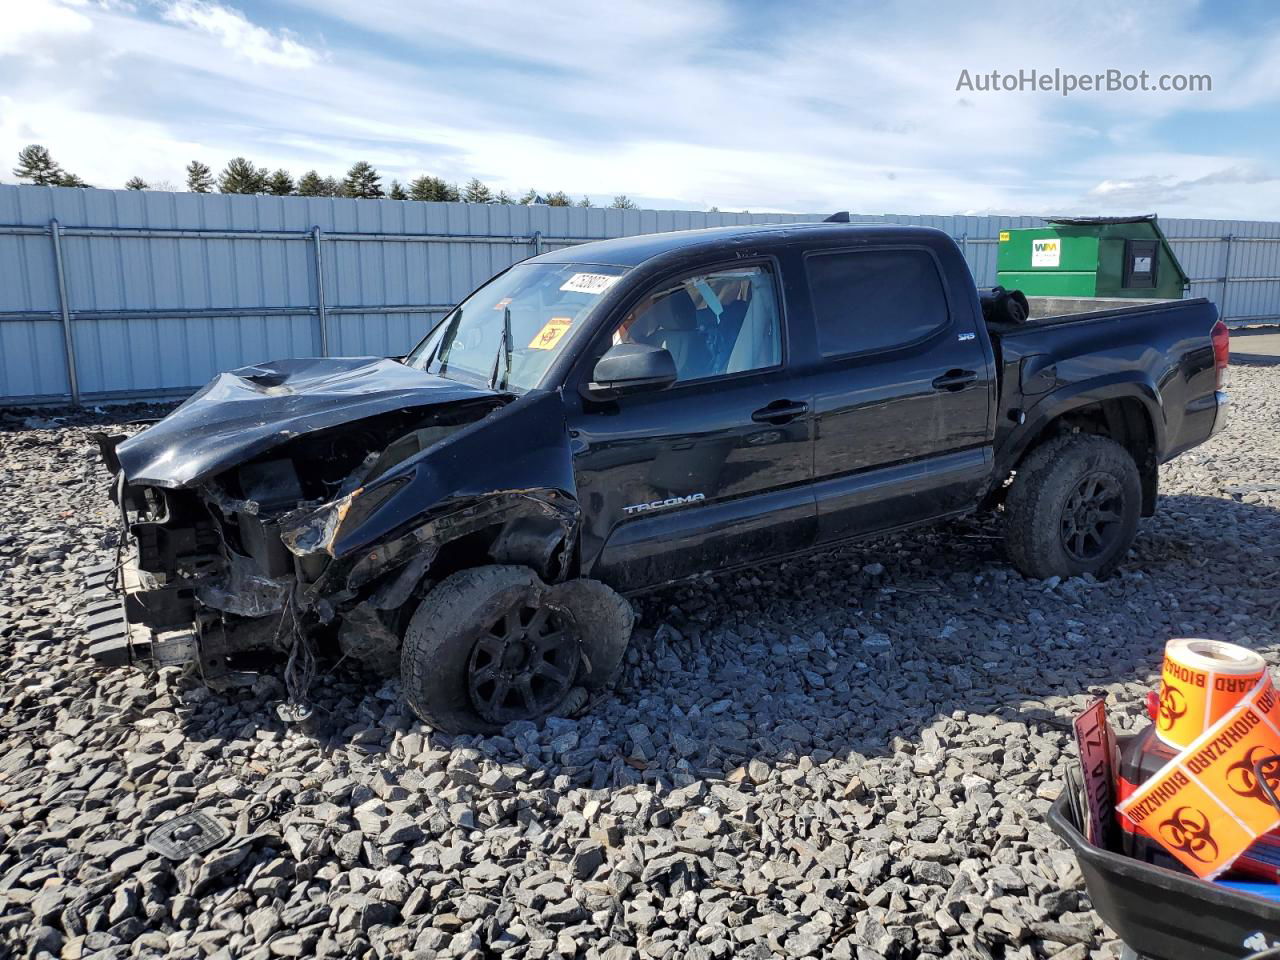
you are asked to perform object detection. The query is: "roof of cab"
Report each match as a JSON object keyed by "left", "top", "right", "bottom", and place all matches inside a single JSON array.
[{"left": 527, "top": 222, "right": 952, "bottom": 269}]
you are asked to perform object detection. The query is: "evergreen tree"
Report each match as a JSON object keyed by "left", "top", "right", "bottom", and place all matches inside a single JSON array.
[
  {"left": 57, "top": 173, "right": 90, "bottom": 188},
  {"left": 408, "top": 176, "right": 434, "bottom": 201},
  {"left": 462, "top": 178, "right": 493, "bottom": 203},
  {"left": 495, "top": 190, "right": 513, "bottom": 204},
  {"left": 545, "top": 191, "right": 571, "bottom": 207},
  {"left": 408, "top": 176, "right": 462, "bottom": 202},
  {"left": 518, "top": 189, "right": 540, "bottom": 205},
  {"left": 266, "top": 169, "right": 295, "bottom": 196},
  {"left": 125, "top": 176, "right": 148, "bottom": 190},
  {"left": 13, "top": 144, "right": 70, "bottom": 185},
  {"left": 343, "top": 161, "right": 383, "bottom": 199},
  {"left": 610, "top": 195, "right": 638, "bottom": 209},
  {"left": 576, "top": 196, "right": 593, "bottom": 207},
  {"left": 219, "top": 157, "right": 268, "bottom": 194},
  {"left": 186, "top": 160, "right": 214, "bottom": 193},
  {"left": 320, "top": 176, "right": 341, "bottom": 197},
  {"left": 296, "top": 170, "right": 325, "bottom": 196},
  {"left": 388, "top": 179, "right": 408, "bottom": 200}
]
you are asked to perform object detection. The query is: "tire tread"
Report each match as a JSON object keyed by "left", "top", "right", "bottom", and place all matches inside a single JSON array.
[{"left": 1004, "top": 433, "right": 1141, "bottom": 580}]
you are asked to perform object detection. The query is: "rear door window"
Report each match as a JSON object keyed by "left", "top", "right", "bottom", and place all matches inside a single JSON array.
[{"left": 805, "top": 249, "right": 949, "bottom": 357}]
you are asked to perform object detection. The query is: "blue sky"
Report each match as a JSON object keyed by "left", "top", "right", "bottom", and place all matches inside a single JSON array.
[{"left": 2, "top": 0, "right": 1279, "bottom": 217}]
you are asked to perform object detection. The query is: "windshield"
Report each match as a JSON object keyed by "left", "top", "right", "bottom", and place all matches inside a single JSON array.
[{"left": 404, "top": 262, "right": 629, "bottom": 391}]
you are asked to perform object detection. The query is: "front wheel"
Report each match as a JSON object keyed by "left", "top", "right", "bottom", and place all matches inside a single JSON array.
[
  {"left": 1004, "top": 434, "right": 1142, "bottom": 580},
  {"left": 400, "top": 565, "right": 633, "bottom": 733}
]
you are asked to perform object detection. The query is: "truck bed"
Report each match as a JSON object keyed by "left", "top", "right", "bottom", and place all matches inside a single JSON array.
[
  {"left": 988, "top": 295, "right": 1207, "bottom": 333},
  {"left": 1026, "top": 295, "right": 1176, "bottom": 320},
  {"left": 986, "top": 295, "right": 1223, "bottom": 467}
]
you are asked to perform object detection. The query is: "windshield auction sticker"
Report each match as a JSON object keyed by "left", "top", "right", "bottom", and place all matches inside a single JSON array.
[
  {"left": 560, "top": 272, "right": 620, "bottom": 295},
  {"left": 529, "top": 317, "right": 573, "bottom": 350},
  {"left": 1118, "top": 673, "right": 1280, "bottom": 878}
]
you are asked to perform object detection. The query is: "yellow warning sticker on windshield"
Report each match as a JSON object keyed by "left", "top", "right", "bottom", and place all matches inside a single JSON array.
[
  {"left": 529, "top": 317, "right": 573, "bottom": 350},
  {"left": 560, "top": 272, "right": 620, "bottom": 295}
]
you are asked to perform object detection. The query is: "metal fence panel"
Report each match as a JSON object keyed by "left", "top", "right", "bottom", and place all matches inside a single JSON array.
[{"left": 2, "top": 183, "right": 1279, "bottom": 405}]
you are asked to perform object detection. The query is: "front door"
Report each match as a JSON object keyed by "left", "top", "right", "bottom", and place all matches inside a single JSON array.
[{"left": 566, "top": 259, "right": 815, "bottom": 592}]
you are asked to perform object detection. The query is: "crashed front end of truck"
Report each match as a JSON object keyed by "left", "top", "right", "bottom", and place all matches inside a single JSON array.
[{"left": 84, "top": 357, "right": 629, "bottom": 730}]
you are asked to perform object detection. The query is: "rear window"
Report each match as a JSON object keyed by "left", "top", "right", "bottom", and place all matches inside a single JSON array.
[{"left": 806, "top": 249, "right": 949, "bottom": 357}]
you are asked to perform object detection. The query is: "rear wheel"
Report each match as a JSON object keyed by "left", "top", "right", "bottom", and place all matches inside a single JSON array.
[{"left": 1004, "top": 434, "right": 1142, "bottom": 580}]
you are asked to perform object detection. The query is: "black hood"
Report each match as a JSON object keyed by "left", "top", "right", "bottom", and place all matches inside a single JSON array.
[{"left": 116, "top": 357, "right": 499, "bottom": 488}]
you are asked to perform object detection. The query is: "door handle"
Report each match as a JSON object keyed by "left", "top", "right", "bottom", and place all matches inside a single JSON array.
[
  {"left": 932, "top": 369, "right": 978, "bottom": 392},
  {"left": 752, "top": 399, "right": 809, "bottom": 424}
]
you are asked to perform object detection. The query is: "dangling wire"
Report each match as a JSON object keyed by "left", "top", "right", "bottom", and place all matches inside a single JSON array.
[
  {"left": 111, "top": 470, "right": 129, "bottom": 594},
  {"left": 279, "top": 587, "right": 315, "bottom": 721}
]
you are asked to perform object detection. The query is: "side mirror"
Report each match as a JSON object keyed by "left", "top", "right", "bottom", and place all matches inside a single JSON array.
[{"left": 582, "top": 342, "right": 677, "bottom": 398}]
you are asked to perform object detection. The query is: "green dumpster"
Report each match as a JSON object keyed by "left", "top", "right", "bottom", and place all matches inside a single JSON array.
[{"left": 996, "top": 214, "right": 1188, "bottom": 300}]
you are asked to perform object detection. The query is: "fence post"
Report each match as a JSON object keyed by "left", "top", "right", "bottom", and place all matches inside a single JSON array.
[
  {"left": 531, "top": 230, "right": 543, "bottom": 257},
  {"left": 1219, "top": 235, "right": 1234, "bottom": 325},
  {"left": 312, "top": 226, "right": 329, "bottom": 356},
  {"left": 49, "top": 219, "right": 81, "bottom": 406}
]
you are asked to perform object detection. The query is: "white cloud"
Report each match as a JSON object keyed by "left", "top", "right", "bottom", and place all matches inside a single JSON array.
[
  {"left": 159, "top": 0, "right": 320, "bottom": 69},
  {"left": 0, "top": 0, "right": 1278, "bottom": 217},
  {"left": 0, "top": 0, "right": 92, "bottom": 57},
  {"left": 1077, "top": 155, "right": 1280, "bottom": 219}
]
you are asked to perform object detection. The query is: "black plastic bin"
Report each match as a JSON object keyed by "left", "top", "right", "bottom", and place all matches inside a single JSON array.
[{"left": 1047, "top": 794, "right": 1280, "bottom": 959}]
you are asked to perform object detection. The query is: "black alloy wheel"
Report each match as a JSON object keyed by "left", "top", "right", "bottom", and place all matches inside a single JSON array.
[
  {"left": 466, "top": 602, "right": 580, "bottom": 725},
  {"left": 1059, "top": 472, "right": 1125, "bottom": 562}
]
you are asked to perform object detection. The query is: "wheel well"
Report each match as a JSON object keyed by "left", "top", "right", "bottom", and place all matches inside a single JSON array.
[
  {"left": 428, "top": 527, "right": 503, "bottom": 584},
  {"left": 1015, "top": 397, "right": 1158, "bottom": 516},
  {"left": 426, "top": 517, "right": 572, "bottom": 587}
]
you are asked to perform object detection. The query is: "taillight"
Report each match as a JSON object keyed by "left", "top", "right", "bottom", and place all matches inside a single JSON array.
[{"left": 1211, "top": 319, "right": 1230, "bottom": 389}]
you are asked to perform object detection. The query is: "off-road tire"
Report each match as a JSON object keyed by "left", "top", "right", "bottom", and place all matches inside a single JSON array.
[
  {"left": 1004, "top": 433, "right": 1142, "bottom": 580},
  {"left": 401, "top": 565, "right": 564, "bottom": 734}
]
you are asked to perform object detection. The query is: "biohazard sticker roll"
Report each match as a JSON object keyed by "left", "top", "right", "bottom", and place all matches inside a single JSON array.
[
  {"left": 1119, "top": 672, "right": 1280, "bottom": 878},
  {"left": 1155, "top": 638, "right": 1266, "bottom": 749}
]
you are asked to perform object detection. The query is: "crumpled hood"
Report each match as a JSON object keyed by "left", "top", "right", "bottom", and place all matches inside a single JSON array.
[{"left": 116, "top": 356, "right": 499, "bottom": 488}]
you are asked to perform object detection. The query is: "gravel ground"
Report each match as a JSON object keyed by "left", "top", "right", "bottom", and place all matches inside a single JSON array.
[{"left": 1, "top": 362, "right": 1277, "bottom": 960}]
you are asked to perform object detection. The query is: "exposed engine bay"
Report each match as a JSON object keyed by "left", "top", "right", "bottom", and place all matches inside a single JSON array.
[{"left": 85, "top": 356, "right": 598, "bottom": 721}]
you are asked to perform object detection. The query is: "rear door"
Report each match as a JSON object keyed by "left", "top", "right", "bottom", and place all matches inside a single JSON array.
[
  {"left": 799, "top": 245, "right": 994, "bottom": 542},
  {"left": 565, "top": 258, "right": 815, "bottom": 591}
]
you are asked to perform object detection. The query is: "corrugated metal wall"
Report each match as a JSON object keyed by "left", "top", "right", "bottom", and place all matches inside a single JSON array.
[{"left": 1, "top": 183, "right": 1277, "bottom": 405}]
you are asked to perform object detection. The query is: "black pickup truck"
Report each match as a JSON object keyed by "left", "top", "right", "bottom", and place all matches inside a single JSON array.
[{"left": 89, "top": 221, "right": 1230, "bottom": 732}]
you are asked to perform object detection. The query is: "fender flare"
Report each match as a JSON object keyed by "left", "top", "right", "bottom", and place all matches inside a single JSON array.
[{"left": 1000, "top": 372, "right": 1166, "bottom": 470}]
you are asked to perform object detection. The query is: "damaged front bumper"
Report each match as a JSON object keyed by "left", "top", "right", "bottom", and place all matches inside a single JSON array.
[
  {"left": 81, "top": 548, "right": 286, "bottom": 686},
  {"left": 84, "top": 385, "right": 583, "bottom": 694},
  {"left": 82, "top": 558, "right": 199, "bottom": 669}
]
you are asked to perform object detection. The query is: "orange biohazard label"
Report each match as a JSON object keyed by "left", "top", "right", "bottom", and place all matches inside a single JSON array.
[
  {"left": 529, "top": 317, "right": 572, "bottom": 350},
  {"left": 1156, "top": 648, "right": 1265, "bottom": 749},
  {"left": 1119, "top": 674, "right": 1280, "bottom": 878}
]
